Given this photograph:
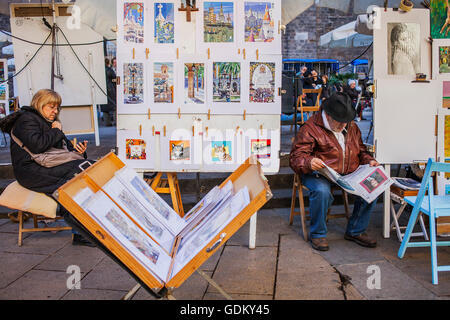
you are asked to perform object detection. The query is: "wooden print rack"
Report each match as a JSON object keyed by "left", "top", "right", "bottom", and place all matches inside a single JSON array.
[
  {"left": 55, "top": 153, "right": 272, "bottom": 299},
  {"left": 146, "top": 172, "right": 185, "bottom": 218}
]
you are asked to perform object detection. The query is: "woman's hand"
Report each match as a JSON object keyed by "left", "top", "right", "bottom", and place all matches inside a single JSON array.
[
  {"left": 74, "top": 140, "right": 88, "bottom": 154},
  {"left": 311, "top": 158, "right": 325, "bottom": 171},
  {"left": 52, "top": 121, "right": 62, "bottom": 130}
]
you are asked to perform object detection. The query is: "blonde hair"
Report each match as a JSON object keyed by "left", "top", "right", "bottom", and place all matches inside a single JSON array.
[{"left": 31, "top": 89, "right": 62, "bottom": 118}]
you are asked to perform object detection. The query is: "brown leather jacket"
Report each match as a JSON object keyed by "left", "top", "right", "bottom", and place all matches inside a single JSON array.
[{"left": 290, "top": 111, "right": 375, "bottom": 176}]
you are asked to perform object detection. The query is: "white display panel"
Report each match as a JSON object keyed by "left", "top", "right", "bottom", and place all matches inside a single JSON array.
[
  {"left": 373, "top": 79, "right": 438, "bottom": 164},
  {"left": 373, "top": 8, "right": 431, "bottom": 80}
]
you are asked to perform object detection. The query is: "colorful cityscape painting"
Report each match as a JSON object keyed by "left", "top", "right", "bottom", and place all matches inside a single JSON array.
[
  {"left": 245, "top": 2, "right": 275, "bottom": 42},
  {"left": 154, "top": 2, "right": 175, "bottom": 43},
  {"left": 184, "top": 63, "right": 205, "bottom": 104},
  {"left": 204, "top": 2, "right": 234, "bottom": 43},
  {"left": 249, "top": 62, "right": 275, "bottom": 103},
  {"left": 123, "top": 63, "right": 144, "bottom": 104},
  {"left": 126, "top": 139, "right": 147, "bottom": 160},
  {"left": 213, "top": 62, "right": 240, "bottom": 103},
  {"left": 124, "top": 3, "right": 144, "bottom": 44},
  {"left": 154, "top": 62, "right": 174, "bottom": 103}
]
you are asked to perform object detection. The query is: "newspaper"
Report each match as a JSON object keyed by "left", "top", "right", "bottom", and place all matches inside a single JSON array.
[{"left": 319, "top": 164, "right": 394, "bottom": 203}]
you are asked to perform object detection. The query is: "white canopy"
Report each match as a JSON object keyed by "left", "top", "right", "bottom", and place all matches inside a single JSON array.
[{"left": 319, "top": 20, "right": 372, "bottom": 48}]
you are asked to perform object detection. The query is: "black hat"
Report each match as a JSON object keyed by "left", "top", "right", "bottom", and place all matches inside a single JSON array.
[{"left": 322, "top": 92, "right": 356, "bottom": 123}]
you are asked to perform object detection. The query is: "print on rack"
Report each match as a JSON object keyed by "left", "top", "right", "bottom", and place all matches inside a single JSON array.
[
  {"left": 244, "top": 2, "right": 275, "bottom": 43},
  {"left": 154, "top": 62, "right": 174, "bottom": 103},
  {"left": 123, "top": 63, "right": 144, "bottom": 104},
  {"left": 204, "top": 2, "right": 234, "bottom": 43},
  {"left": 213, "top": 62, "right": 240, "bottom": 103},
  {"left": 124, "top": 2, "right": 144, "bottom": 44},
  {"left": 126, "top": 139, "right": 146, "bottom": 160},
  {"left": 154, "top": 2, "right": 175, "bottom": 43},
  {"left": 249, "top": 62, "right": 275, "bottom": 103},
  {"left": 184, "top": 63, "right": 205, "bottom": 104}
]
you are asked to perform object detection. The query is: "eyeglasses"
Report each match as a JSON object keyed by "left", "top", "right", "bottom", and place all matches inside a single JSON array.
[{"left": 44, "top": 104, "right": 60, "bottom": 112}]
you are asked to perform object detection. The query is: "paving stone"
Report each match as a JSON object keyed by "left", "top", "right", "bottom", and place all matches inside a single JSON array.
[
  {"left": 0, "top": 230, "right": 72, "bottom": 255},
  {"left": 275, "top": 273, "right": 344, "bottom": 300},
  {"left": 227, "top": 210, "right": 291, "bottom": 247},
  {"left": 336, "top": 261, "right": 436, "bottom": 300},
  {"left": 131, "top": 287, "right": 160, "bottom": 300},
  {"left": 0, "top": 218, "right": 9, "bottom": 227},
  {"left": 35, "top": 243, "right": 106, "bottom": 273},
  {"left": 203, "top": 293, "right": 273, "bottom": 300},
  {"left": 0, "top": 219, "right": 34, "bottom": 233},
  {"left": 344, "top": 283, "right": 366, "bottom": 300},
  {"left": 317, "top": 238, "right": 386, "bottom": 266},
  {"left": 80, "top": 256, "right": 138, "bottom": 291},
  {"left": 208, "top": 246, "right": 277, "bottom": 295},
  {"left": 397, "top": 262, "right": 450, "bottom": 297},
  {"left": 62, "top": 288, "right": 127, "bottom": 300},
  {"left": 167, "top": 271, "right": 211, "bottom": 300},
  {"left": 0, "top": 269, "right": 73, "bottom": 300},
  {"left": 0, "top": 230, "right": 32, "bottom": 251},
  {"left": 278, "top": 234, "right": 332, "bottom": 271},
  {"left": 200, "top": 246, "right": 224, "bottom": 272},
  {"left": 0, "top": 251, "right": 48, "bottom": 289}
]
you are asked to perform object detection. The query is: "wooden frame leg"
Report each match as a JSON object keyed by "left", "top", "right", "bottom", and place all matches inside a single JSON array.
[
  {"left": 298, "top": 183, "right": 308, "bottom": 242},
  {"left": 343, "top": 191, "right": 350, "bottom": 219},
  {"left": 18, "top": 211, "right": 23, "bottom": 247},
  {"left": 289, "top": 176, "right": 298, "bottom": 226}
]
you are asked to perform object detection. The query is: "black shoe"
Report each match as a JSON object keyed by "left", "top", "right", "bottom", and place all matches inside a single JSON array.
[
  {"left": 72, "top": 234, "right": 96, "bottom": 247},
  {"left": 344, "top": 232, "right": 377, "bottom": 248}
]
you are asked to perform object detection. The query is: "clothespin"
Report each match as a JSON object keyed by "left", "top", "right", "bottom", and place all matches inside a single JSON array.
[
  {"left": 148, "top": 108, "right": 151, "bottom": 119},
  {"left": 238, "top": 48, "right": 240, "bottom": 55},
  {"left": 139, "top": 124, "right": 142, "bottom": 136},
  {"left": 243, "top": 109, "right": 246, "bottom": 120},
  {"left": 278, "top": 21, "right": 281, "bottom": 34},
  {"left": 152, "top": 126, "right": 155, "bottom": 136},
  {"left": 236, "top": 126, "right": 240, "bottom": 135},
  {"left": 192, "top": 126, "right": 195, "bottom": 137},
  {"left": 243, "top": 48, "right": 246, "bottom": 60},
  {"left": 164, "top": 125, "right": 166, "bottom": 137},
  {"left": 178, "top": 108, "right": 181, "bottom": 119},
  {"left": 205, "top": 126, "right": 208, "bottom": 137},
  {"left": 256, "top": 49, "right": 259, "bottom": 60},
  {"left": 260, "top": 125, "right": 263, "bottom": 135},
  {"left": 177, "top": 48, "right": 179, "bottom": 59},
  {"left": 146, "top": 48, "right": 150, "bottom": 59},
  {"left": 132, "top": 48, "right": 135, "bottom": 59},
  {"left": 208, "top": 48, "right": 210, "bottom": 59},
  {"left": 208, "top": 109, "right": 211, "bottom": 120}
]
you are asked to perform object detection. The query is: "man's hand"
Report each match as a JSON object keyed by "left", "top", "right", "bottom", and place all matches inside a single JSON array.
[
  {"left": 52, "top": 121, "right": 62, "bottom": 130},
  {"left": 369, "top": 160, "right": 380, "bottom": 167},
  {"left": 311, "top": 158, "right": 325, "bottom": 171}
]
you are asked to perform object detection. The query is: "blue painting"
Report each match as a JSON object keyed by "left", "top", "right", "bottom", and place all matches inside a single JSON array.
[{"left": 155, "top": 3, "right": 175, "bottom": 43}]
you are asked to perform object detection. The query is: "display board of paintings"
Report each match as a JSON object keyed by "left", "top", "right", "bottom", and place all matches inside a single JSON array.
[
  {"left": 373, "top": 9, "right": 431, "bottom": 80},
  {"left": 0, "top": 59, "right": 8, "bottom": 118},
  {"left": 437, "top": 109, "right": 450, "bottom": 195},
  {"left": 116, "top": 0, "right": 282, "bottom": 172}
]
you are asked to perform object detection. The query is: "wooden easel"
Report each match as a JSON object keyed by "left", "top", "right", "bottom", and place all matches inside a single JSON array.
[{"left": 145, "top": 172, "right": 185, "bottom": 218}]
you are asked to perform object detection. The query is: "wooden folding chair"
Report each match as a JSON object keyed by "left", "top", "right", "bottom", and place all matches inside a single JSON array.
[
  {"left": 291, "top": 88, "right": 323, "bottom": 133},
  {"left": 398, "top": 158, "right": 450, "bottom": 285},
  {"left": 290, "top": 173, "right": 350, "bottom": 241}
]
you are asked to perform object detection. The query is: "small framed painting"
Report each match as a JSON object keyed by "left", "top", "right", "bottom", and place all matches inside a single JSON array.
[
  {"left": 433, "top": 39, "right": 450, "bottom": 80},
  {"left": 437, "top": 109, "right": 450, "bottom": 195},
  {"left": 243, "top": 128, "right": 280, "bottom": 171},
  {"left": 117, "top": 129, "right": 156, "bottom": 169},
  {"left": 150, "top": 59, "right": 179, "bottom": 113},
  {"left": 160, "top": 132, "right": 201, "bottom": 171},
  {"left": 202, "top": 129, "right": 240, "bottom": 171}
]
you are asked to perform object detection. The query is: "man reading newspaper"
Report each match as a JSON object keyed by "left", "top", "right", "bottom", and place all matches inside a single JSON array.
[{"left": 290, "top": 92, "right": 380, "bottom": 251}]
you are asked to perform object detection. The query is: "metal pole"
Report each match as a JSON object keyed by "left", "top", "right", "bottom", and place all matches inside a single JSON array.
[{"left": 50, "top": 0, "right": 56, "bottom": 90}]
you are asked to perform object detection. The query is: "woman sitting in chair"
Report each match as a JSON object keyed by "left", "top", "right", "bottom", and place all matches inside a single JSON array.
[{"left": 0, "top": 89, "right": 94, "bottom": 246}]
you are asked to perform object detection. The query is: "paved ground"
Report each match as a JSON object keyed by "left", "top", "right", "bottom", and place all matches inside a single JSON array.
[{"left": 1, "top": 203, "right": 450, "bottom": 300}]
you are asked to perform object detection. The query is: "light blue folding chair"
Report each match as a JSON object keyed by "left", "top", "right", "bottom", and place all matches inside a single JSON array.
[{"left": 398, "top": 158, "right": 450, "bottom": 285}]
